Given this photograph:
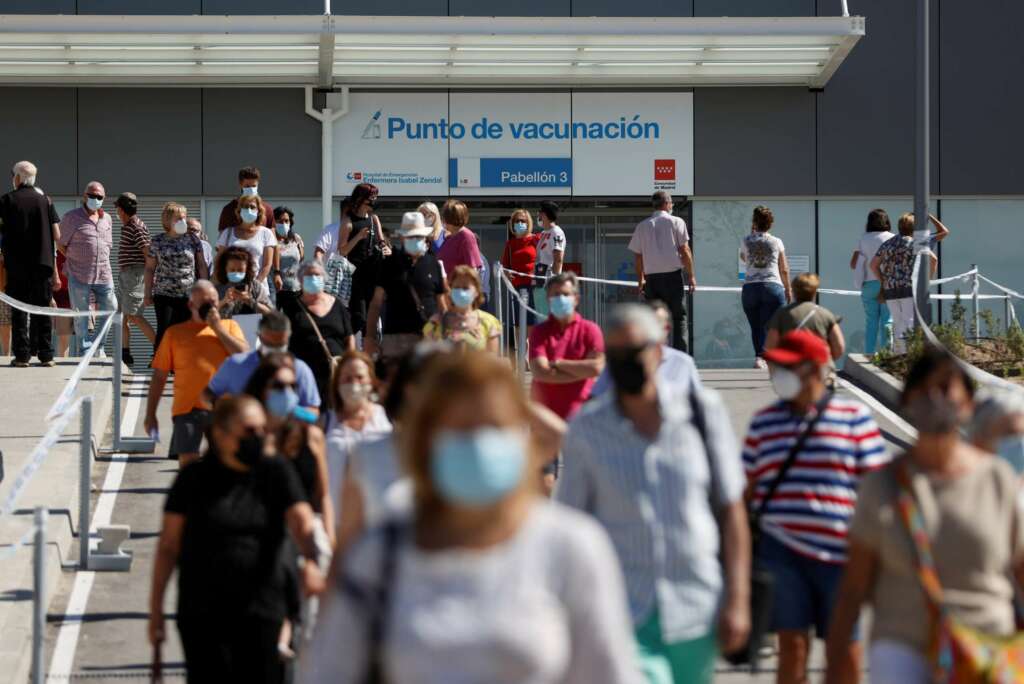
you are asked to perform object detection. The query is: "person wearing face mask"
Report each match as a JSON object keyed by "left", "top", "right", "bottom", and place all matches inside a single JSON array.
[
  {"left": 500, "top": 208, "right": 540, "bottom": 347},
  {"left": 558, "top": 304, "right": 750, "bottom": 683},
  {"left": 314, "top": 183, "right": 384, "bottom": 336},
  {"left": 245, "top": 355, "right": 335, "bottom": 652},
  {"left": 145, "top": 280, "right": 248, "bottom": 467},
  {"left": 281, "top": 261, "right": 355, "bottom": 409},
  {"left": 970, "top": 390, "right": 1024, "bottom": 474},
  {"left": 205, "top": 311, "right": 321, "bottom": 417},
  {"left": 217, "top": 166, "right": 274, "bottom": 232},
  {"left": 58, "top": 180, "right": 118, "bottom": 355},
  {"left": 422, "top": 265, "right": 501, "bottom": 353},
  {"left": 272, "top": 206, "right": 304, "bottom": 311},
  {"left": 528, "top": 271, "right": 605, "bottom": 420},
  {"left": 217, "top": 194, "right": 278, "bottom": 300},
  {"left": 323, "top": 351, "right": 392, "bottom": 526},
  {"left": 827, "top": 349, "right": 1024, "bottom": 684},
  {"left": 417, "top": 200, "right": 445, "bottom": 253},
  {"left": 300, "top": 352, "right": 640, "bottom": 684},
  {"left": 145, "top": 202, "right": 209, "bottom": 351},
  {"left": 365, "top": 212, "right": 447, "bottom": 361},
  {"left": 186, "top": 217, "right": 214, "bottom": 275},
  {"left": 213, "top": 246, "right": 272, "bottom": 318},
  {"left": 149, "top": 395, "right": 325, "bottom": 684},
  {"left": 742, "top": 330, "right": 887, "bottom": 684},
  {"left": 0, "top": 160, "right": 62, "bottom": 367},
  {"left": 113, "top": 192, "right": 155, "bottom": 367}
]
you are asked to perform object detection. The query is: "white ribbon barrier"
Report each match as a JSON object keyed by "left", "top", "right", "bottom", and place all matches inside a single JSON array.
[
  {"left": 498, "top": 270, "right": 545, "bottom": 318},
  {"left": 0, "top": 291, "right": 114, "bottom": 318},
  {"left": 46, "top": 312, "right": 115, "bottom": 421},
  {"left": 0, "top": 398, "right": 84, "bottom": 560}
]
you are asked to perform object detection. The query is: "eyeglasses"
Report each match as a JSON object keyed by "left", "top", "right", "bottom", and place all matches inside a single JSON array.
[{"left": 86, "top": 193, "right": 104, "bottom": 200}]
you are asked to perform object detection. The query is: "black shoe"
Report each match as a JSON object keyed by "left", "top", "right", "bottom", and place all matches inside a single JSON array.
[
  {"left": 10, "top": 358, "right": 29, "bottom": 368},
  {"left": 122, "top": 348, "right": 135, "bottom": 367}
]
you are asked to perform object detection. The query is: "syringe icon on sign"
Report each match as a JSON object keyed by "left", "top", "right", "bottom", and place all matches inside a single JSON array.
[{"left": 361, "top": 110, "right": 382, "bottom": 139}]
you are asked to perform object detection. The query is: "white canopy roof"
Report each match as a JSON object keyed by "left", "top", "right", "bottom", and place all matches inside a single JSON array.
[{"left": 0, "top": 14, "right": 863, "bottom": 88}]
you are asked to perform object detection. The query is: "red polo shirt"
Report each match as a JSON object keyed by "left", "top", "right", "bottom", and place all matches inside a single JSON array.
[{"left": 528, "top": 313, "right": 604, "bottom": 419}]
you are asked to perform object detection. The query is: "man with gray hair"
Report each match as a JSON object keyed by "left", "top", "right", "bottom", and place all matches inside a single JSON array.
[
  {"left": 0, "top": 160, "right": 61, "bottom": 366},
  {"left": 970, "top": 390, "right": 1024, "bottom": 473},
  {"left": 146, "top": 280, "right": 248, "bottom": 466},
  {"left": 629, "top": 190, "right": 696, "bottom": 352},
  {"left": 59, "top": 180, "right": 117, "bottom": 355},
  {"left": 557, "top": 303, "right": 750, "bottom": 682},
  {"left": 204, "top": 310, "right": 321, "bottom": 416}
]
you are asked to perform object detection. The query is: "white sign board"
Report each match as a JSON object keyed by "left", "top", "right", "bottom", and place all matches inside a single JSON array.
[{"left": 333, "top": 91, "right": 694, "bottom": 197}]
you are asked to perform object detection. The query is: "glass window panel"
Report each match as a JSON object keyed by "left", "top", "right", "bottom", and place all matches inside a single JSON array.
[{"left": 692, "top": 199, "right": 814, "bottom": 367}]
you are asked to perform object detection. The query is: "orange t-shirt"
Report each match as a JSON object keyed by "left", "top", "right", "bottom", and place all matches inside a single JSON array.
[{"left": 152, "top": 320, "right": 244, "bottom": 417}]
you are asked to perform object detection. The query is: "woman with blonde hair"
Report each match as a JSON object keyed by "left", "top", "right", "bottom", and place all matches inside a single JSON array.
[
  {"left": 422, "top": 265, "right": 501, "bottom": 353},
  {"left": 145, "top": 201, "right": 209, "bottom": 350},
  {"left": 417, "top": 201, "right": 445, "bottom": 253},
  {"left": 301, "top": 352, "right": 640, "bottom": 684},
  {"left": 500, "top": 208, "right": 540, "bottom": 342}
]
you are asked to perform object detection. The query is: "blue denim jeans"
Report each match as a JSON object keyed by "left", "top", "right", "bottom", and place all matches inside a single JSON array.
[
  {"left": 741, "top": 281, "right": 787, "bottom": 357},
  {"left": 67, "top": 276, "right": 118, "bottom": 354},
  {"left": 860, "top": 280, "right": 892, "bottom": 355}
]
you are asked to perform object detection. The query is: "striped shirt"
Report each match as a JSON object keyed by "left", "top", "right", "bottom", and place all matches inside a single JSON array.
[
  {"left": 742, "top": 396, "right": 888, "bottom": 564},
  {"left": 556, "top": 385, "right": 746, "bottom": 643},
  {"left": 118, "top": 215, "right": 150, "bottom": 269}
]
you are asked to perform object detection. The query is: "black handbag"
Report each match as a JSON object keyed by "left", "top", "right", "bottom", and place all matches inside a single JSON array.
[{"left": 690, "top": 388, "right": 832, "bottom": 669}]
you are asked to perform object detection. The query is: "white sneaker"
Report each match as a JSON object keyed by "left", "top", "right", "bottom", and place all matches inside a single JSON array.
[{"left": 753, "top": 357, "right": 768, "bottom": 369}]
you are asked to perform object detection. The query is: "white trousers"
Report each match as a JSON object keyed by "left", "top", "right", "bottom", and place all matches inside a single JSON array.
[
  {"left": 887, "top": 297, "right": 916, "bottom": 354},
  {"left": 869, "top": 639, "right": 931, "bottom": 684}
]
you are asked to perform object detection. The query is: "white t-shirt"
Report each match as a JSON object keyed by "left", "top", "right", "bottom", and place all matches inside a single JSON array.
[
  {"left": 739, "top": 232, "right": 785, "bottom": 286},
  {"left": 854, "top": 230, "right": 896, "bottom": 288},
  {"left": 350, "top": 433, "right": 412, "bottom": 527},
  {"left": 536, "top": 225, "right": 567, "bottom": 269},
  {"left": 299, "top": 502, "right": 642, "bottom": 684},
  {"left": 628, "top": 211, "right": 688, "bottom": 275},
  {"left": 216, "top": 226, "right": 277, "bottom": 275},
  {"left": 324, "top": 405, "right": 393, "bottom": 520},
  {"left": 315, "top": 222, "right": 342, "bottom": 256}
]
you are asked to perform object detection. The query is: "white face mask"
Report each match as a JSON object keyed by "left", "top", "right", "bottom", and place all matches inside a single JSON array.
[
  {"left": 422, "top": 214, "right": 435, "bottom": 227},
  {"left": 339, "top": 382, "right": 372, "bottom": 405},
  {"left": 172, "top": 219, "right": 188, "bottom": 236},
  {"left": 241, "top": 185, "right": 259, "bottom": 197},
  {"left": 770, "top": 366, "right": 803, "bottom": 401}
]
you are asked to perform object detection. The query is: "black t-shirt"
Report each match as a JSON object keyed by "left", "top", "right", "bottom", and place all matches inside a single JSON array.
[
  {"left": 378, "top": 252, "right": 445, "bottom": 334},
  {"left": 282, "top": 296, "right": 353, "bottom": 406},
  {"left": 0, "top": 185, "right": 60, "bottom": 270},
  {"left": 164, "top": 455, "right": 305, "bottom": 621}
]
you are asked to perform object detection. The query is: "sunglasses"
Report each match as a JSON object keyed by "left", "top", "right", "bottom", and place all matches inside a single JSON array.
[{"left": 86, "top": 193, "right": 104, "bottom": 201}]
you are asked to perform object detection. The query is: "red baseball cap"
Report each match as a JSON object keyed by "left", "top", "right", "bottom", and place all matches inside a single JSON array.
[{"left": 763, "top": 330, "right": 830, "bottom": 367}]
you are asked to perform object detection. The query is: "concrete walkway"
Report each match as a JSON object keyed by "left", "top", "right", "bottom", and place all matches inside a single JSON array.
[{"left": 33, "top": 368, "right": 910, "bottom": 682}]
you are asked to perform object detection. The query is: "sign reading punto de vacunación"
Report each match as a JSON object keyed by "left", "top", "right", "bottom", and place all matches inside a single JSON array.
[{"left": 333, "top": 91, "right": 694, "bottom": 197}]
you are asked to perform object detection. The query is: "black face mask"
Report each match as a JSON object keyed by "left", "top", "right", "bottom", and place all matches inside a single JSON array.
[
  {"left": 607, "top": 346, "right": 650, "bottom": 395},
  {"left": 197, "top": 302, "right": 213, "bottom": 321},
  {"left": 235, "top": 433, "right": 265, "bottom": 466}
]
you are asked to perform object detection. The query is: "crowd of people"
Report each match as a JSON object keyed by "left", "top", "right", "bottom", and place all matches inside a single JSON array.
[{"left": 4, "top": 158, "right": 1024, "bottom": 684}]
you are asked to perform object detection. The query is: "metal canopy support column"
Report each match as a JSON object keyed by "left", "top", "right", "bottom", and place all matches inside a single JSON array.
[
  {"left": 317, "top": 13, "right": 335, "bottom": 89},
  {"left": 305, "top": 86, "right": 349, "bottom": 231},
  {"left": 914, "top": 0, "right": 932, "bottom": 325}
]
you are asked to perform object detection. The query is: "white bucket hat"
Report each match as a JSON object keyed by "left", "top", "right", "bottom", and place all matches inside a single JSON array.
[{"left": 399, "top": 211, "right": 431, "bottom": 238}]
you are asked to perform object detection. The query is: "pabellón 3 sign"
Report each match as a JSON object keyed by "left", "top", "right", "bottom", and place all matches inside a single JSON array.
[{"left": 333, "top": 91, "right": 693, "bottom": 197}]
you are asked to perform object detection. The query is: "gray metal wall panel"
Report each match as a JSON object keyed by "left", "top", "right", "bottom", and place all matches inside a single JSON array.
[
  {"left": 77, "top": 0, "right": 200, "bottom": 13},
  {"left": 0, "top": 0, "right": 73, "bottom": 11},
  {"left": 202, "top": 0, "right": 323, "bottom": 13},
  {"left": 202, "top": 89, "right": 321, "bottom": 197},
  {"left": 0, "top": 88, "right": 77, "bottom": 196},
  {"left": 695, "top": 0, "right": 812, "bottom": 16},
  {"left": 939, "top": 0, "right": 1024, "bottom": 195},
  {"left": 449, "top": 0, "right": 570, "bottom": 16},
  {"left": 77, "top": 89, "right": 202, "bottom": 196},
  {"left": 572, "top": 0, "right": 692, "bottom": 16},
  {"left": 815, "top": 0, "right": 938, "bottom": 195},
  {"left": 333, "top": 0, "right": 447, "bottom": 14},
  {"left": 694, "top": 87, "right": 816, "bottom": 195}
]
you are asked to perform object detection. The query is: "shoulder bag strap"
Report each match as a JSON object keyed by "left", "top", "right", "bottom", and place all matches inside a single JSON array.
[
  {"left": 795, "top": 305, "right": 820, "bottom": 331},
  {"left": 893, "top": 461, "right": 948, "bottom": 610},
  {"left": 364, "top": 522, "right": 402, "bottom": 684},
  {"left": 688, "top": 387, "right": 722, "bottom": 512},
  {"left": 298, "top": 299, "right": 335, "bottom": 368},
  {"left": 402, "top": 268, "right": 428, "bottom": 322},
  {"left": 752, "top": 391, "right": 835, "bottom": 526}
]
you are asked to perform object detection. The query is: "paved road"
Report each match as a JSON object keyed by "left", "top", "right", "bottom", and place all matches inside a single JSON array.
[{"left": 41, "top": 369, "right": 910, "bottom": 682}]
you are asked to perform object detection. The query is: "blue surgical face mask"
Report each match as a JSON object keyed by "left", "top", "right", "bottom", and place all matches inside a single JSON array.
[
  {"left": 404, "top": 238, "right": 427, "bottom": 256},
  {"left": 996, "top": 435, "right": 1024, "bottom": 474},
  {"left": 275, "top": 222, "right": 290, "bottom": 237},
  {"left": 548, "top": 294, "right": 575, "bottom": 319},
  {"left": 430, "top": 427, "right": 526, "bottom": 507},
  {"left": 512, "top": 221, "right": 528, "bottom": 237},
  {"left": 302, "top": 274, "right": 325, "bottom": 294},
  {"left": 451, "top": 287, "right": 475, "bottom": 309},
  {"left": 226, "top": 271, "right": 246, "bottom": 284},
  {"left": 240, "top": 207, "right": 259, "bottom": 224},
  {"left": 266, "top": 388, "right": 299, "bottom": 419},
  {"left": 86, "top": 196, "right": 103, "bottom": 211},
  {"left": 241, "top": 185, "right": 259, "bottom": 197}
]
